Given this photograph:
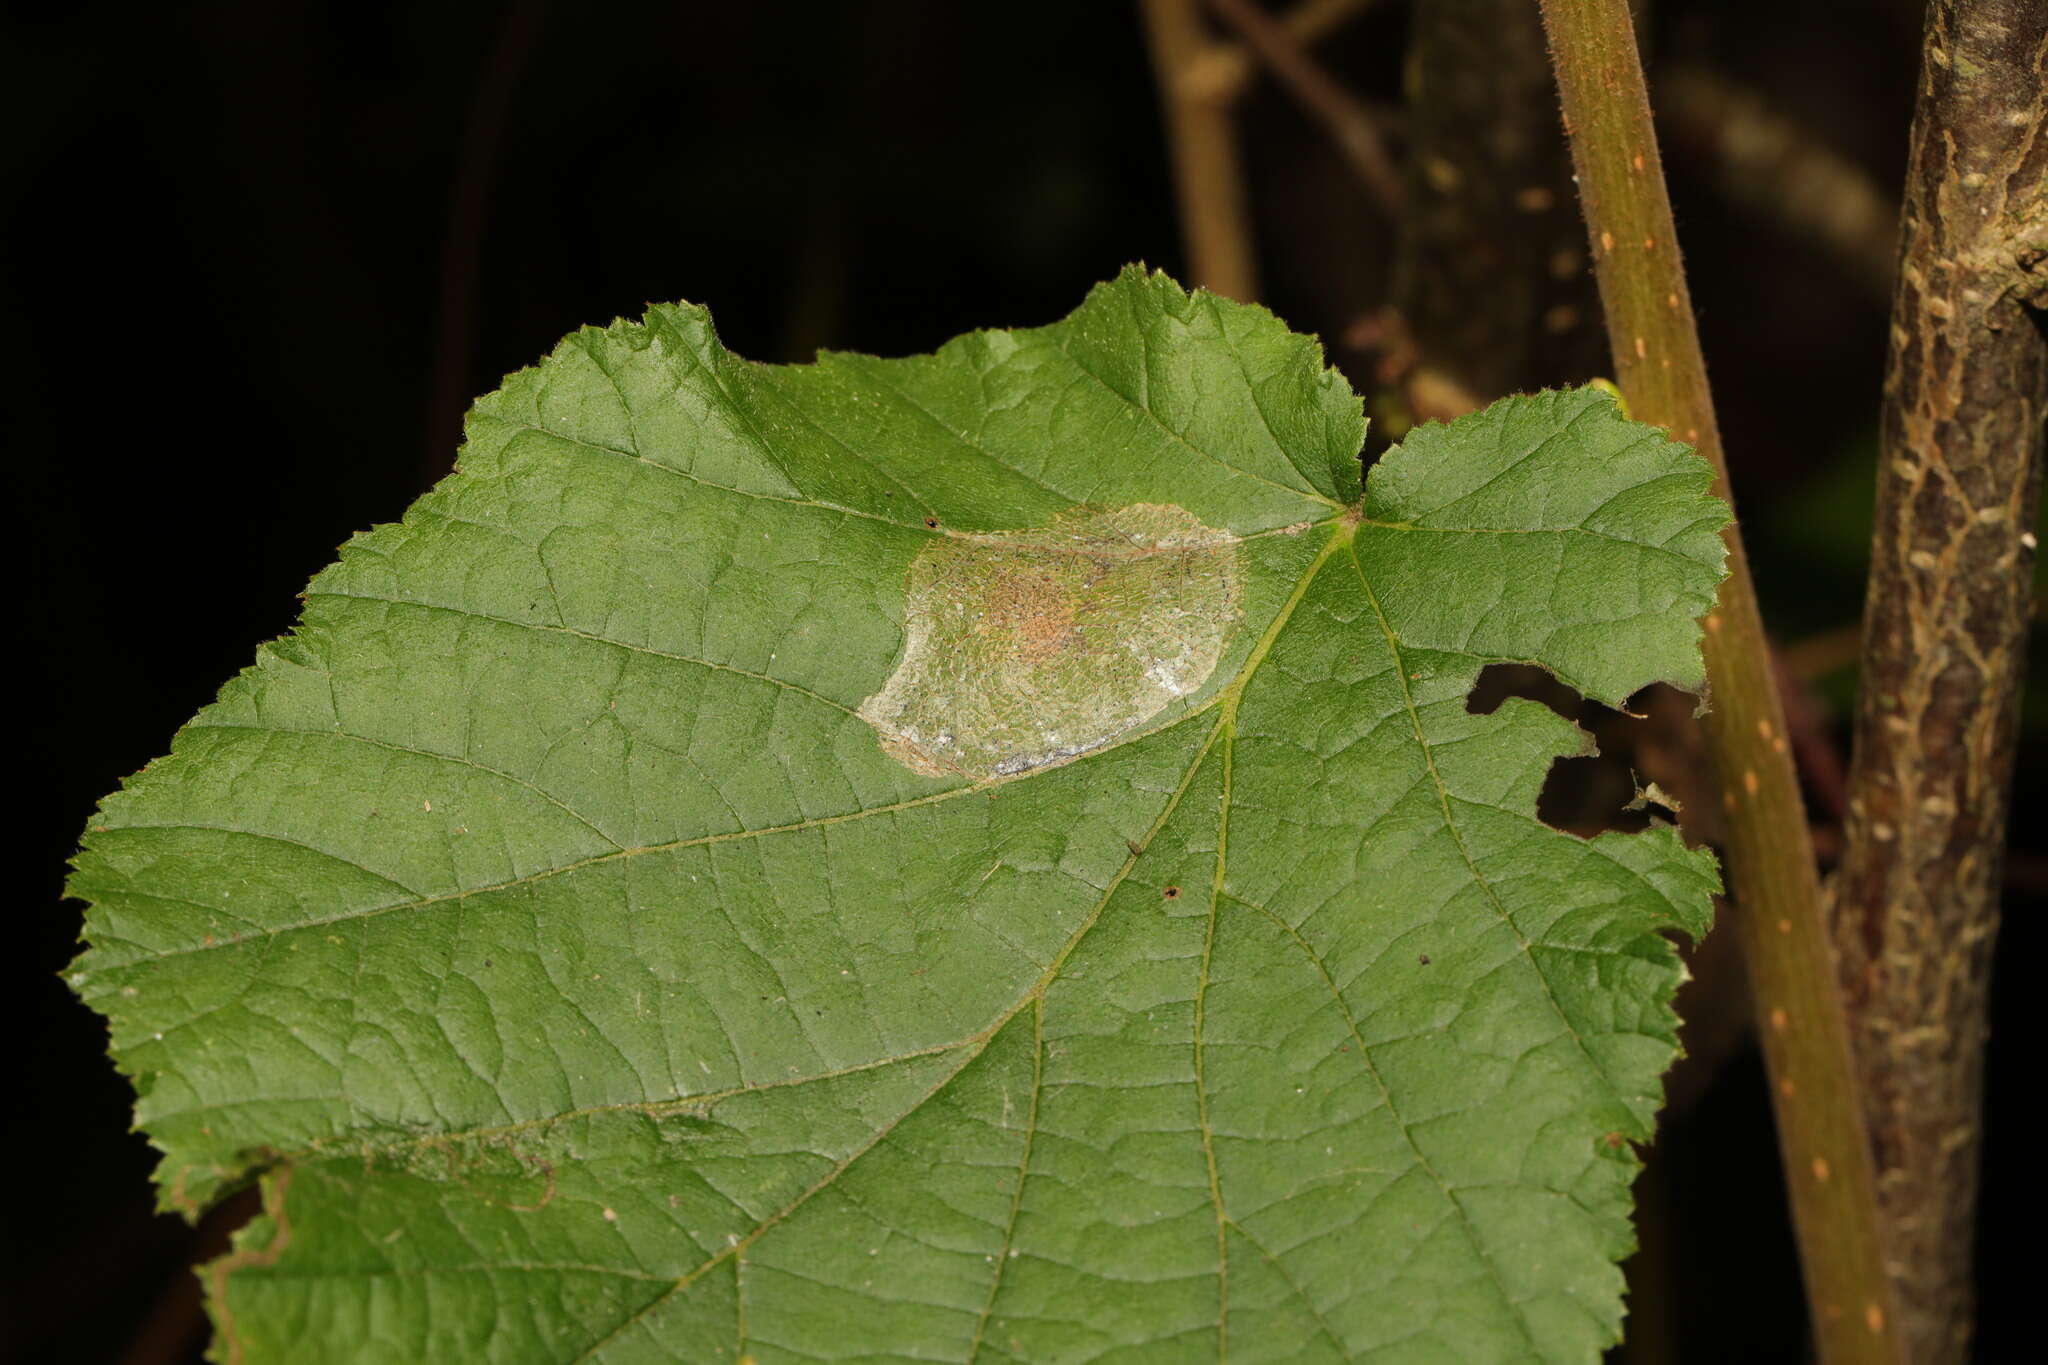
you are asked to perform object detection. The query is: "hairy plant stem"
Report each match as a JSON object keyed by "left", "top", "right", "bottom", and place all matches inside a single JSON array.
[
  {"left": 1834, "top": 4, "right": 2046, "bottom": 1360},
  {"left": 1535, "top": 3, "right": 1904, "bottom": 1361},
  {"left": 1140, "top": 0, "right": 1260, "bottom": 300}
]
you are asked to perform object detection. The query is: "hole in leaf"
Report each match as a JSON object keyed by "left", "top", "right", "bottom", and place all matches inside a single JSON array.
[
  {"left": 1466, "top": 663, "right": 1677, "bottom": 837},
  {"left": 1464, "top": 661, "right": 1580, "bottom": 722}
]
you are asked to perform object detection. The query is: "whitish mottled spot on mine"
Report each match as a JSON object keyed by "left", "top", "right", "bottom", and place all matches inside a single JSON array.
[{"left": 859, "top": 503, "right": 1242, "bottom": 779}]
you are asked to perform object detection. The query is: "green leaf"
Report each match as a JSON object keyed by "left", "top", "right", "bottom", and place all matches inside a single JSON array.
[{"left": 69, "top": 267, "right": 1728, "bottom": 1363}]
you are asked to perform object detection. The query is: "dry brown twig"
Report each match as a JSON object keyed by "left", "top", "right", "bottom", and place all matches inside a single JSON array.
[
  {"left": 1199, "top": 0, "right": 1380, "bottom": 104},
  {"left": 1206, "top": 0, "right": 1404, "bottom": 216},
  {"left": 1139, "top": 0, "right": 1262, "bottom": 299},
  {"left": 1140, "top": 0, "right": 1394, "bottom": 299}
]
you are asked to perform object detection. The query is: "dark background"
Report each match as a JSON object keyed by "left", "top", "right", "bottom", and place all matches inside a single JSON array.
[{"left": 6, "top": 1, "right": 2035, "bottom": 1361}]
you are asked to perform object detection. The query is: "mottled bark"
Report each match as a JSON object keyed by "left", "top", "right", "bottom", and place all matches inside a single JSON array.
[
  {"left": 1389, "top": 0, "right": 1601, "bottom": 421},
  {"left": 1834, "top": 4, "right": 2047, "bottom": 1362}
]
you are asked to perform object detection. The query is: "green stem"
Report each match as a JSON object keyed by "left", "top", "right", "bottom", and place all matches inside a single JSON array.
[{"left": 1534, "top": 3, "right": 1904, "bottom": 1361}]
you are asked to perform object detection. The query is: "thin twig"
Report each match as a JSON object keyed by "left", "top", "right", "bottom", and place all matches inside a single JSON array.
[
  {"left": 1833, "top": 4, "right": 2047, "bottom": 1360},
  {"left": 1139, "top": 0, "right": 1260, "bottom": 300},
  {"left": 1657, "top": 66, "right": 1899, "bottom": 302},
  {"left": 1203, "top": 0, "right": 1382, "bottom": 104},
  {"left": 1535, "top": 3, "right": 1906, "bottom": 1361},
  {"left": 1207, "top": 0, "right": 1403, "bottom": 216}
]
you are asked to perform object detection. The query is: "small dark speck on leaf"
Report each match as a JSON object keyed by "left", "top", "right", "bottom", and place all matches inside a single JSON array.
[
  {"left": 923, "top": 517, "right": 939, "bottom": 528},
  {"left": 483, "top": 959, "right": 492, "bottom": 969},
  {"left": 1418, "top": 954, "right": 1431, "bottom": 965},
  {"left": 1163, "top": 886, "right": 1181, "bottom": 899},
  {"left": 1603, "top": 1131, "right": 1626, "bottom": 1150},
  {"left": 1127, "top": 840, "right": 1144, "bottom": 856}
]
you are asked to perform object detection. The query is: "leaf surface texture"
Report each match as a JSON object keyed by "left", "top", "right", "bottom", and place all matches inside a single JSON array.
[{"left": 71, "top": 269, "right": 1727, "bottom": 1364}]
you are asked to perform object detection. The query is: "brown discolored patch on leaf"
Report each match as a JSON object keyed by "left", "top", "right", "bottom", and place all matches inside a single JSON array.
[
  {"left": 206, "top": 1165, "right": 295, "bottom": 1365},
  {"left": 859, "top": 504, "right": 1242, "bottom": 779},
  {"left": 979, "top": 563, "right": 1080, "bottom": 659}
]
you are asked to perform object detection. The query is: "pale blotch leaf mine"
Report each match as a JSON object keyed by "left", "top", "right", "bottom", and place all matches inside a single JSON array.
[{"left": 859, "top": 503, "right": 1242, "bottom": 779}]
